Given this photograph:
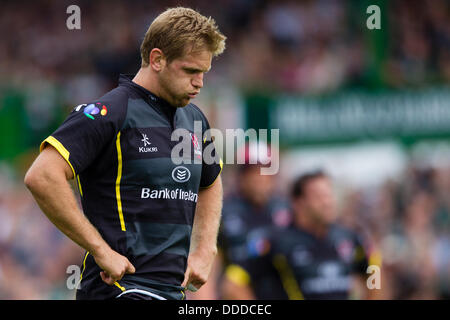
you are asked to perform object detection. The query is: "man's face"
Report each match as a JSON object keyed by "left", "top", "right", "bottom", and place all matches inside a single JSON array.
[
  {"left": 158, "top": 48, "right": 212, "bottom": 107},
  {"left": 296, "top": 177, "right": 336, "bottom": 226}
]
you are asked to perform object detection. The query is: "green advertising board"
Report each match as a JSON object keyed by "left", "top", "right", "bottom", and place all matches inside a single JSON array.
[{"left": 245, "top": 87, "right": 450, "bottom": 147}]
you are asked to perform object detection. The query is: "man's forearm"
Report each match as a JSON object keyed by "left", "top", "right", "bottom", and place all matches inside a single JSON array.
[
  {"left": 182, "top": 177, "right": 223, "bottom": 289},
  {"left": 190, "top": 177, "right": 223, "bottom": 255},
  {"left": 181, "top": 177, "right": 223, "bottom": 291},
  {"left": 25, "top": 155, "right": 109, "bottom": 257},
  {"left": 32, "top": 183, "right": 107, "bottom": 255}
]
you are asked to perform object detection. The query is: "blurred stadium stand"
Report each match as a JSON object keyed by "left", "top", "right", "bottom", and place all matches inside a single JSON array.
[{"left": 0, "top": 0, "right": 448, "bottom": 299}]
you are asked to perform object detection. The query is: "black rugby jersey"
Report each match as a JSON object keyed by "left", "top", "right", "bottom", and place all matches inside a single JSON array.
[
  {"left": 239, "top": 224, "right": 369, "bottom": 300},
  {"left": 40, "top": 74, "right": 222, "bottom": 300},
  {"left": 219, "top": 193, "right": 290, "bottom": 266}
]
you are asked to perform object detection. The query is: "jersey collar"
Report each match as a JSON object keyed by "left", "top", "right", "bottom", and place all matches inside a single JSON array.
[{"left": 119, "top": 74, "right": 177, "bottom": 121}]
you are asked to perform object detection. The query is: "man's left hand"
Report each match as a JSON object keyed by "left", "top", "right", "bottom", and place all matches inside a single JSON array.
[{"left": 182, "top": 248, "right": 217, "bottom": 291}]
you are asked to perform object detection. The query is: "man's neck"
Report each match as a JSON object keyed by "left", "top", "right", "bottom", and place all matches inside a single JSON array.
[{"left": 132, "top": 67, "right": 161, "bottom": 98}]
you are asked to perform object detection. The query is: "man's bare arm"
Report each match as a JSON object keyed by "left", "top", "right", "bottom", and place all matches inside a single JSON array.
[
  {"left": 182, "top": 176, "right": 223, "bottom": 291},
  {"left": 24, "top": 145, "right": 135, "bottom": 285}
]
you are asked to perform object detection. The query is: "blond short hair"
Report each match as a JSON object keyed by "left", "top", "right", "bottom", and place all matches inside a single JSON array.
[{"left": 140, "top": 7, "right": 226, "bottom": 66}]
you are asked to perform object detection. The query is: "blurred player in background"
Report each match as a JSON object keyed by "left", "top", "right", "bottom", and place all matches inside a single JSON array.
[
  {"left": 228, "top": 170, "right": 378, "bottom": 299},
  {"left": 216, "top": 142, "right": 291, "bottom": 299}
]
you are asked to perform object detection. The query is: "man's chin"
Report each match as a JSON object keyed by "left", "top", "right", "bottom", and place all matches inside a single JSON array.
[{"left": 174, "top": 98, "right": 190, "bottom": 108}]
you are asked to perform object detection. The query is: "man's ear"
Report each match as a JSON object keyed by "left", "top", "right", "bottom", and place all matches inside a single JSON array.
[{"left": 149, "top": 48, "right": 165, "bottom": 72}]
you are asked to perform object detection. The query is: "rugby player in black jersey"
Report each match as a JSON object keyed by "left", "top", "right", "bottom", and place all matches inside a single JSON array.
[
  {"left": 24, "top": 7, "right": 226, "bottom": 300},
  {"left": 217, "top": 143, "right": 291, "bottom": 299},
  {"left": 228, "top": 171, "right": 375, "bottom": 299}
]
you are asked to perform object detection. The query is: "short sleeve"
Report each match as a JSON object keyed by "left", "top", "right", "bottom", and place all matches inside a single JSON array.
[
  {"left": 40, "top": 97, "right": 127, "bottom": 177},
  {"left": 197, "top": 109, "right": 222, "bottom": 188}
]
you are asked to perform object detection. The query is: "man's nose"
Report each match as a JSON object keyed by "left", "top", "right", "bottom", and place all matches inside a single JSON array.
[{"left": 192, "top": 74, "right": 204, "bottom": 89}]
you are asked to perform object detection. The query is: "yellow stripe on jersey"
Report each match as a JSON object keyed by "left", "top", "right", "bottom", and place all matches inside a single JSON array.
[
  {"left": 272, "top": 254, "right": 304, "bottom": 300},
  {"left": 79, "top": 251, "right": 89, "bottom": 283},
  {"left": 77, "top": 174, "right": 83, "bottom": 196},
  {"left": 115, "top": 132, "right": 126, "bottom": 231},
  {"left": 114, "top": 281, "right": 126, "bottom": 292},
  {"left": 73, "top": 251, "right": 90, "bottom": 299}
]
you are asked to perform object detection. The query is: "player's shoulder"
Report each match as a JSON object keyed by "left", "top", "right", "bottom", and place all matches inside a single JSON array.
[
  {"left": 186, "top": 102, "right": 206, "bottom": 117},
  {"left": 267, "top": 196, "right": 292, "bottom": 226},
  {"left": 96, "top": 85, "right": 130, "bottom": 111},
  {"left": 69, "top": 86, "right": 129, "bottom": 124},
  {"left": 183, "top": 103, "right": 211, "bottom": 124},
  {"left": 260, "top": 224, "right": 312, "bottom": 253},
  {"left": 273, "top": 224, "right": 304, "bottom": 243},
  {"left": 329, "top": 223, "right": 363, "bottom": 244},
  {"left": 249, "top": 224, "right": 288, "bottom": 245}
]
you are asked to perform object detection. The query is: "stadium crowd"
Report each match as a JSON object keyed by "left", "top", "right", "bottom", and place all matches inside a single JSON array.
[
  {"left": 0, "top": 0, "right": 449, "bottom": 299},
  {"left": 1, "top": 0, "right": 449, "bottom": 93}
]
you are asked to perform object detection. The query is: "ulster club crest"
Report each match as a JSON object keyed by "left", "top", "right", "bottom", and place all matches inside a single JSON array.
[{"left": 190, "top": 133, "right": 202, "bottom": 160}]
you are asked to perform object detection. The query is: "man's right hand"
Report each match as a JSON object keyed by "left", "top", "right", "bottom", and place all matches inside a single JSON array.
[{"left": 93, "top": 247, "right": 136, "bottom": 285}]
